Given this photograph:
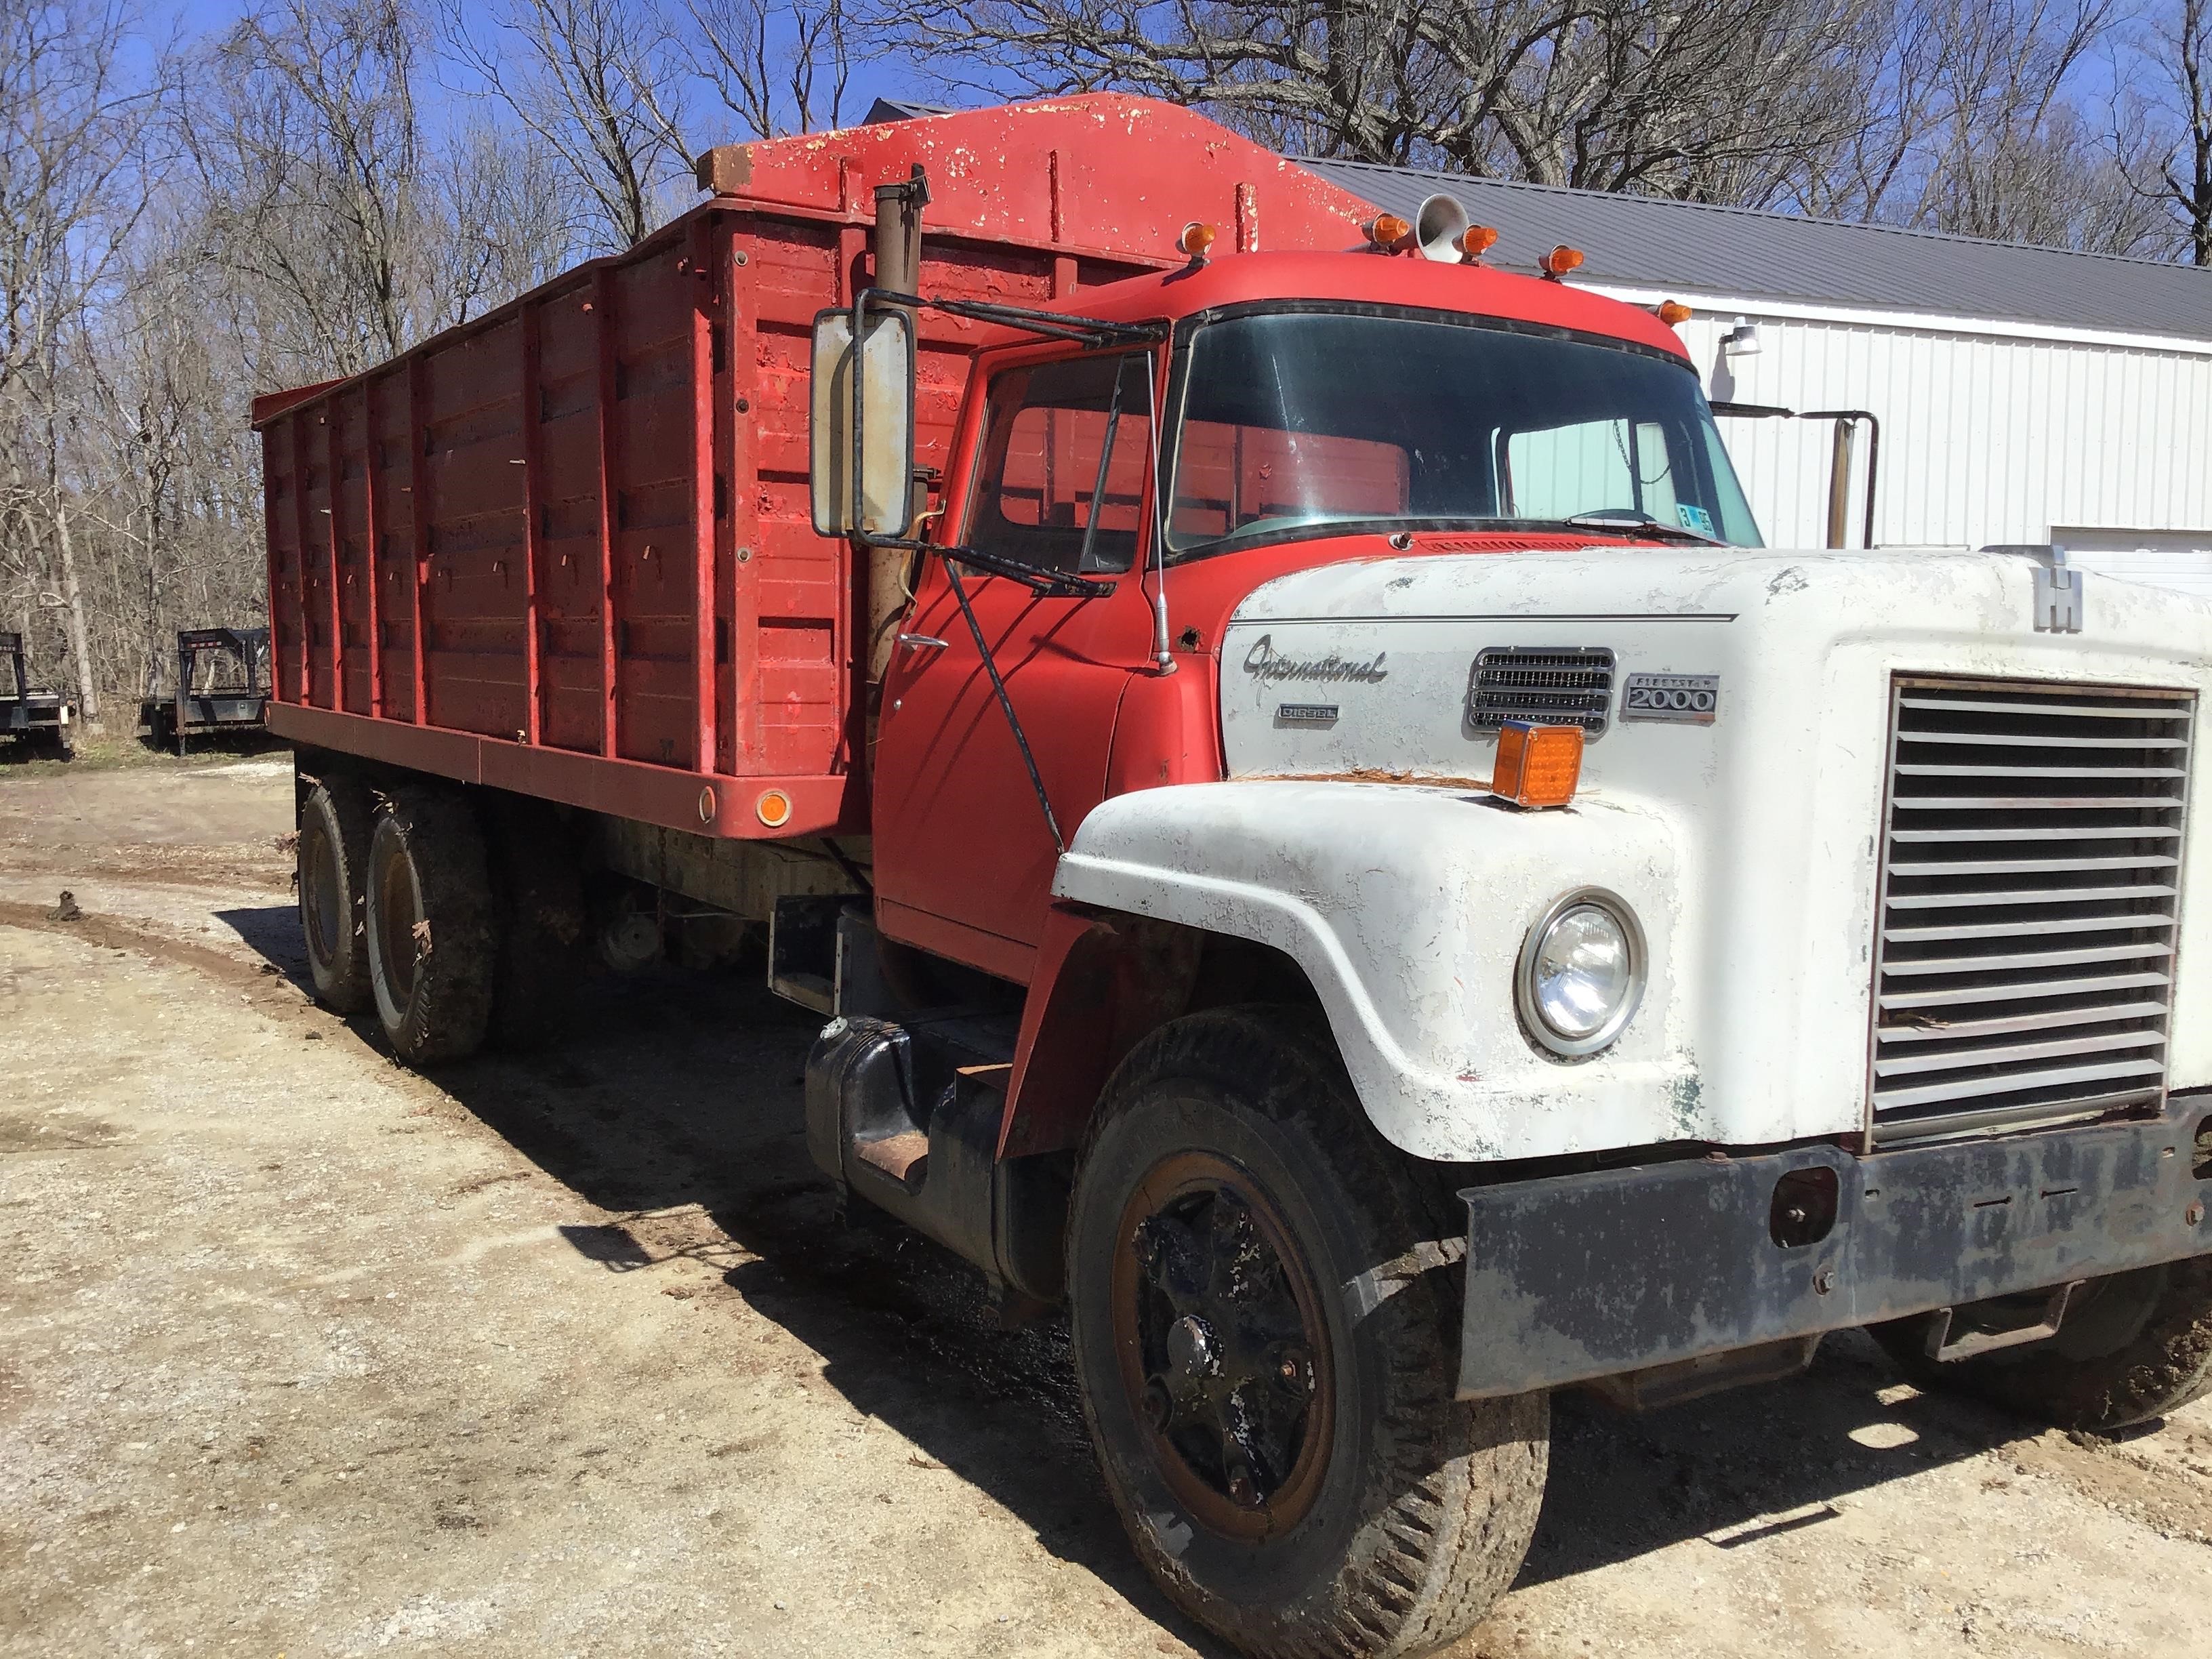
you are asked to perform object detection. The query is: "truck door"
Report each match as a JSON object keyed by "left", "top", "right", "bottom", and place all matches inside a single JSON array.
[{"left": 872, "top": 346, "right": 1160, "bottom": 977}]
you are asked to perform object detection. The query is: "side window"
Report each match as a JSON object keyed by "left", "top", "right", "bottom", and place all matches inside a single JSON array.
[{"left": 966, "top": 352, "right": 1154, "bottom": 575}]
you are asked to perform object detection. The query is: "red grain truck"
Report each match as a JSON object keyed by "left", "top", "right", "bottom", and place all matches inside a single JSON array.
[{"left": 255, "top": 95, "right": 2212, "bottom": 1659}]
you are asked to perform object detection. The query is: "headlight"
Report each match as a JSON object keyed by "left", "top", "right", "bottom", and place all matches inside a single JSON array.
[{"left": 1516, "top": 888, "right": 1646, "bottom": 1057}]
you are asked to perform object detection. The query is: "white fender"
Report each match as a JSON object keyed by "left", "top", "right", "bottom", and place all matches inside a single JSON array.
[{"left": 1052, "top": 777, "right": 1724, "bottom": 1162}]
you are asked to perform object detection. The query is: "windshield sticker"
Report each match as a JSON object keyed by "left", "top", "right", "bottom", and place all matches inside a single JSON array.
[
  {"left": 1675, "top": 502, "right": 1716, "bottom": 537},
  {"left": 1241, "top": 634, "right": 1389, "bottom": 685}
]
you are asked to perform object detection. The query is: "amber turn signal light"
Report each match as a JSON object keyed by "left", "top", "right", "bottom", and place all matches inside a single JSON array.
[
  {"left": 1490, "top": 720, "right": 1584, "bottom": 808},
  {"left": 1364, "top": 213, "right": 1413, "bottom": 251},
  {"left": 1539, "top": 245, "right": 1585, "bottom": 279},
  {"left": 1177, "top": 221, "right": 1218, "bottom": 260},
  {"left": 755, "top": 789, "right": 793, "bottom": 828},
  {"left": 1656, "top": 300, "right": 1693, "bottom": 326},
  {"left": 1459, "top": 224, "right": 1500, "bottom": 259}
]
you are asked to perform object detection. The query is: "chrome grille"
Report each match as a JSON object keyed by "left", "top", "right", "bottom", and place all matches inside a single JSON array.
[
  {"left": 1467, "top": 647, "right": 1615, "bottom": 734},
  {"left": 1870, "top": 678, "right": 2194, "bottom": 1145}
]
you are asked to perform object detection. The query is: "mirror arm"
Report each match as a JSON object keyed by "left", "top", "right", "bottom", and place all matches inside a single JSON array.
[{"left": 862, "top": 286, "right": 1166, "bottom": 350}]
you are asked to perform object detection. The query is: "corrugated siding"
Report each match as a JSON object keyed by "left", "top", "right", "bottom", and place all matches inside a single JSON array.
[{"left": 1659, "top": 310, "right": 2212, "bottom": 551}]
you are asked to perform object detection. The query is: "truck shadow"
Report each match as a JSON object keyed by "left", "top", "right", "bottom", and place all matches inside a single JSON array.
[{"left": 216, "top": 924, "right": 2066, "bottom": 1626}]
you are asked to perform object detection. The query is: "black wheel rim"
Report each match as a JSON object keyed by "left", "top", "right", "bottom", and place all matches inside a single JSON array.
[{"left": 1109, "top": 1149, "right": 1335, "bottom": 1538}]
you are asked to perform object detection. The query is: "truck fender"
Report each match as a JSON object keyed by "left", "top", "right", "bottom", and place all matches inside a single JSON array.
[{"left": 1007, "top": 778, "right": 1701, "bottom": 1165}]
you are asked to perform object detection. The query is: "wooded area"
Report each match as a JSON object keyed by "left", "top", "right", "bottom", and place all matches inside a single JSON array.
[{"left": 4, "top": 0, "right": 2207, "bottom": 719}]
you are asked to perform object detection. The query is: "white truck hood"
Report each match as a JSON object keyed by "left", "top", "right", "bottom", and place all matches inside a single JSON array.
[{"left": 1193, "top": 545, "right": 2212, "bottom": 1150}]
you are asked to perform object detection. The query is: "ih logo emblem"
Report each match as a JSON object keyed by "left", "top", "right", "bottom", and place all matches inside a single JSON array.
[
  {"left": 2034, "top": 563, "right": 2084, "bottom": 633},
  {"left": 1620, "top": 672, "right": 1720, "bottom": 724}
]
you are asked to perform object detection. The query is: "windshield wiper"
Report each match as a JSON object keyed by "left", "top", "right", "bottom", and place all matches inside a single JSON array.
[{"left": 1561, "top": 510, "right": 1723, "bottom": 547}]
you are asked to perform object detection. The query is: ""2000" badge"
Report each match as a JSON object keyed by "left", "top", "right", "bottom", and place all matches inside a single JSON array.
[{"left": 1620, "top": 672, "right": 1720, "bottom": 724}]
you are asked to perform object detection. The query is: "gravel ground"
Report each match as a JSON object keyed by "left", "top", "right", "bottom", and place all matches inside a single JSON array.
[{"left": 1, "top": 754, "right": 2207, "bottom": 1658}]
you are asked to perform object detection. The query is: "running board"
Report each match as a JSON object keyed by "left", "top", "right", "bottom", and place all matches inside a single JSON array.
[{"left": 804, "top": 1010, "right": 1065, "bottom": 1309}]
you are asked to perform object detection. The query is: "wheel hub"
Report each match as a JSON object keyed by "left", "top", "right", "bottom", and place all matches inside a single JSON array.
[
  {"left": 1166, "top": 1314, "right": 1218, "bottom": 1381},
  {"left": 1111, "top": 1152, "right": 1336, "bottom": 1537}
]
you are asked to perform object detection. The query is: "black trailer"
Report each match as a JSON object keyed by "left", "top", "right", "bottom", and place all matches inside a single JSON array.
[
  {"left": 0, "top": 632, "right": 75, "bottom": 758},
  {"left": 139, "top": 627, "right": 272, "bottom": 754}
]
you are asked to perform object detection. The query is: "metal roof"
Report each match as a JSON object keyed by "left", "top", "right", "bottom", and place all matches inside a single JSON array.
[
  {"left": 1300, "top": 156, "right": 2212, "bottom": 342},
  {"left": 863, "top": 99, "right": 2212, "bottom": 341}
]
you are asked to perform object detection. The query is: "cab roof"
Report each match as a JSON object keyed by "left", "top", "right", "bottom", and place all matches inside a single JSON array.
[{"left": 1024, "top": 248, "right": 1693, "bottom": 361}]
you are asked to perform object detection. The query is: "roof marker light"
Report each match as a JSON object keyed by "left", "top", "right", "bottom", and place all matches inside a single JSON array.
[
  {"left": 1656, "top": 300, "right": 1693, "bottom": 326},
  {"left": 1363, "top": 213, "right": 1413, "bottom": 252},
  {"left": 1177, "top": 221, "right": 1218, "bottom": 262},
  {"left": 1459, "top": 224, "right": 1500, "bottom": 260},
  {"left": 1539, "top": 245, "right": 1584, "bottom": 280}
]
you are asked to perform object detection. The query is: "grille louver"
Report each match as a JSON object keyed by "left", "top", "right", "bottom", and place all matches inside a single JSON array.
[
  {"left": 1467, "top": 647, "right": 1615, "bottom": 735},
  {"left": 1869, "top": 678, "right": 2193, "bottom": 1146}
]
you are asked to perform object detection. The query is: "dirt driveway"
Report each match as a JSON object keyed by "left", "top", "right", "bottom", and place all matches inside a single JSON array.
[{"left": 2, "top": 756, "right": 2207, "bottom": 1658}]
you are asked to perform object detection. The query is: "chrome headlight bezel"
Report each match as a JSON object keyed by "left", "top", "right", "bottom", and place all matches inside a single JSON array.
[{"left": 1515, "top": 886, "right": 1647, "bottom": 1059}]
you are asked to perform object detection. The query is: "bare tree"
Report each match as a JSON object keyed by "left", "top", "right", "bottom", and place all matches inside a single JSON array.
[
  {"left": 432, "top": 118, "right": 586, "bottom": 316},
  {"left": 890, "top": 0, "right": 1889, "bottom": 200},
  {"left": 2120, "top": 0, "right": 2212, "bottom": 263},
  {"left": 182, "top": 0, "right": 434, "bottom": 379},
  {"left": 0, "top": 0, "right": 163, "bottom": 722},
  {"left": 682, "top": 0, "right": 855, "bottom": 138},
  {"left": 439, "top": 0, "right": 693, "bottom": 249}
]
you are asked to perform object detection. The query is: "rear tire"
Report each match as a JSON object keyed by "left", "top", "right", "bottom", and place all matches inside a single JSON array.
[
  {"left": 1067, "top": 1006, "right": 1547, "bottom": 1659},
  {"left": 1872, "top": 1256, "right": 2212, "bottom": 1431},
  {"left": 365, "top": 786, "right": 497, "bottom": 1066},
  {"left": 298, "top": 774, "right": 375, "bottom": 1013}
]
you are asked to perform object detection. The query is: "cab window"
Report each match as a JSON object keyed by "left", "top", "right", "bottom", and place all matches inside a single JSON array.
[{"left": 966, "top": 352, "right": 1154, "bottom": 575}]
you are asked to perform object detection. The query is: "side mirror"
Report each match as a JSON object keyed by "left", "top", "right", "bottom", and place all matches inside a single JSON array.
[{"left": 810, "top": 304, "right": 916, "bottom": 539}]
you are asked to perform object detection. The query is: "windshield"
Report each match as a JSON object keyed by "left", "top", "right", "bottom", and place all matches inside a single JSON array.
[{"left": 1164, "top": 309, "right": 1761, "bottom": 557}]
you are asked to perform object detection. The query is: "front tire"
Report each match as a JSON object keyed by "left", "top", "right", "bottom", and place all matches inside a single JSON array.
[
  {"left": 1067, "top": 1007, "right": 1547, "bottom": 1659},
  {"left": 1873, "top": 1256, "right": 2212, "bottom": 1431},
  {"left": 365, "top": 786, "right": 496, "bottom": 1066}
]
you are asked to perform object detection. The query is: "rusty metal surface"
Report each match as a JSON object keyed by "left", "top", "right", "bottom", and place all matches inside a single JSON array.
[{"left": 1457, "top": 1094, "right": 2212, "bottom": 1399}]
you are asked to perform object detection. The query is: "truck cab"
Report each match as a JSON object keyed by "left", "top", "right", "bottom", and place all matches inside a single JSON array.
[{"left": 868, "top": 249, "right": 1753, "bottom": 979}]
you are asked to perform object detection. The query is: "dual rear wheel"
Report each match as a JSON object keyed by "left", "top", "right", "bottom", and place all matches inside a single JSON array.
[{"left": 296, "top": 773, "right": 582, "bottom": 1063}]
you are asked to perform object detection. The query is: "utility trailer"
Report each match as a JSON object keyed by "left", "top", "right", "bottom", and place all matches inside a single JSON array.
[
  {"left": 0, "top": 632, "right": 74, "bottom": 758},
  {"left": 139, "top": 626, "right": 272, "bottom": 754},
  {"left": 257, "top": 95, "right": 2212, "bottom": 1659}
]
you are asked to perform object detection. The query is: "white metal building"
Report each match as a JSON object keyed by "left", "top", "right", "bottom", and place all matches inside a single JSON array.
[{"left": 1302, "top": 157, "right": 2212, "bottom": 592}]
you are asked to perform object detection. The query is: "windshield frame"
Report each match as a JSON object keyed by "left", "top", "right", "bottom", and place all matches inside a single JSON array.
[{"left": 1158, "top": 299, "right": 1750, "bottom": 565}]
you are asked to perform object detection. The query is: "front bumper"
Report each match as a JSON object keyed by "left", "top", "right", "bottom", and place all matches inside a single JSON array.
[{"left": 1458, "top": 1094, "right": 2212, "bottom": 1399}]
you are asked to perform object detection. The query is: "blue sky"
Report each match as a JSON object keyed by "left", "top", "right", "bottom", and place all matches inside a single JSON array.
[{"left": 150, "top": 0, "right": 937, "bottom": 146}]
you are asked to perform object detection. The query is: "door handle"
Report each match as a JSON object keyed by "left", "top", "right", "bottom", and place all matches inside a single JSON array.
[{"left": 897, "top": 633, "right": 950, "bottom": 651}]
